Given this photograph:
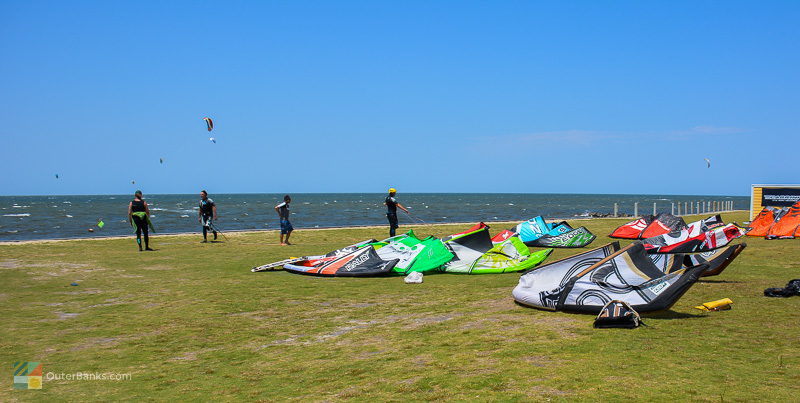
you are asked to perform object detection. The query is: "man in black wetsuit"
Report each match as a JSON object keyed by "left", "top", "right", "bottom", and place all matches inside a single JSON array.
[
  {"left": 127, "top": 190, "right": 154, "bottom": 251},
  {"left": 198, "top": 190, "right": 218, "bottom": 243},
  {"left": 384, "top": 188, "right": 409, "bottom": 237}
]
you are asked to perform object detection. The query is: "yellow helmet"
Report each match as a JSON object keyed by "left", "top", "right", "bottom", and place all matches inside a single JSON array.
[{"left": 388, "top": 188, "right": 397, "bottom": 193}]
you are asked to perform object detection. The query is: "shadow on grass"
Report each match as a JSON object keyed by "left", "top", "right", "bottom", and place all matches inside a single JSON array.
[
  {"left": 643, "top": 310, "right": 706, "bottom": 320},
  {"left": 697, "top": 279, "right": 743, "bottom": 284}
]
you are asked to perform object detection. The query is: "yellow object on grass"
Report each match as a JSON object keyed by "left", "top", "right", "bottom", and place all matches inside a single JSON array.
[{"left": 694, "top": 298, "right": 733, "bottom": 311}]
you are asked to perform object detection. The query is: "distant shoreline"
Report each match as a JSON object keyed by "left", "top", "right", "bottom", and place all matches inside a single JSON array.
[
  {"left": 0, "top": 191, "right": 750, "bottom": 197},
  {"left": 0, "top": 211, "right": 748, "bottom": 245}
]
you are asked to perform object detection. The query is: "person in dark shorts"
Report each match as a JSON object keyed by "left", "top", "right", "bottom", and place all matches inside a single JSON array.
[
  {"left": 198, "top": 190, "right": 218, "bottom": 243},
  {"left": 384, "top": 188, "right": 409, "bottom": 237},
  {"left": 275, "top": 195, "right": 293, "bottom": 245},
  {"left": 127, "top": 190, "right": 154, "bottom": 251}
]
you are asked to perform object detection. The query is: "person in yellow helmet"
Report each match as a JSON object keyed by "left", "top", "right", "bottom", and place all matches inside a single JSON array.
[{"left": 384, "top": 188, "right": 409, "bottom": 237}]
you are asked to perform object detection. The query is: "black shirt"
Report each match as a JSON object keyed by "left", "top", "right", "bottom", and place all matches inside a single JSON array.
[
  {"left": 131, "top": 199, "right": 146, "bottom": 213},
  {"left": 385, "top": 196, "right": 397, "bottom": 214},
  {"left": 276, "top": 202, "right": 290, "bottom": 220}
]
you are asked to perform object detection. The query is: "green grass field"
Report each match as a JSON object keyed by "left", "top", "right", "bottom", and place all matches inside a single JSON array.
[{"left": 2, "top": 212, "right": 799, "bottom": 401}]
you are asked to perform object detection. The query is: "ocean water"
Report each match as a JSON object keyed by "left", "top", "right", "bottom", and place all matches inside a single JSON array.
[{"left": 0, "top": 193, "right": 748, "bottom": 241}]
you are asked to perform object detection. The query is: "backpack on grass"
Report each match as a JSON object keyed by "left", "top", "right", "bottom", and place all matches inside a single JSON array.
[
  {"left": 593, "top": 300, "right": 643, "bottom": 329},
  {"left": 764, "top": 279, "right": 800, "bottom": 298}
]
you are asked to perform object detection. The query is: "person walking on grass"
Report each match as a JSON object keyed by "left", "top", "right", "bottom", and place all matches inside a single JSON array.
[
  {"left": 275, "top": 195, "right": 293, "bottom": 245},
  {"left": 127, "top": 190, "right": 154, "bottom": 251},
  {"left": 385, "top": 187, "right": 409, "bottom": 237},
  {"left": 198, "top": 190, "right": 218, "bottom": 243}
]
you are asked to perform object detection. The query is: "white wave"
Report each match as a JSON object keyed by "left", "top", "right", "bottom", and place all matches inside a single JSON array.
[
  {"left": 5, "top": 230, "right": 18, "bottom": 233},
  {"left": 63, "top": 201, "right": 71, "bottom": 204},
  {"left": 3, "top": 213, "right": 30, "bottom": 217},
  {"left": 181, "top": 215, "right": 189, "bottom": 218},
  {"left": 66, "top": 215, "right": 73, "bottom": 218}
]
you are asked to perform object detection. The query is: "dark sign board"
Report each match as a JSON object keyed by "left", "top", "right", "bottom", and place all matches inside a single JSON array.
[{"left": 762, "top": 187, "right": 800, "bottom": 207}]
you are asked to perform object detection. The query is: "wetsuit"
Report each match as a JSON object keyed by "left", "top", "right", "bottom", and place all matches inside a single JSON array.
[
  {"left": 130, "top": 199, "right": 150, "bottom": 250},
  {"left": 199, "top": 198, "right": 217, "bottom": 241},
  {"left": 386, "top": 195, "right": 399, "bottom": 237}
]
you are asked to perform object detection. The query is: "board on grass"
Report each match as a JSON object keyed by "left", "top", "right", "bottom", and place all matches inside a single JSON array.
[{"left": 251, "top": 257, "right": 305, "bottom": 272}]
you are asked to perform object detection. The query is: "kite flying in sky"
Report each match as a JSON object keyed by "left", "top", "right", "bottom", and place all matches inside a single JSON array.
[{"left": 203, "top": 117, "right": 214, "bottom": 132}]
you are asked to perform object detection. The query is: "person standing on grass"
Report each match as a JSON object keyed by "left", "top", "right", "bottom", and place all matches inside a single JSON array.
[
  {"left": 127, "top": 190, "right": 154, "bottom": 251},
  {"left": 384, "top": 187, "right": 409, "bottom": 237},
  {"left": 198, "top": 190, "right": 218, "bottom": 243},
  {"left": 275, "top": 195, "right": 293, "bottom": 245}
]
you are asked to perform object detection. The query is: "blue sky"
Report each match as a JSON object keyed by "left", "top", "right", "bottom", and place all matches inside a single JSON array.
[{"left": 2, "top": 1, "right": 798, "bottom": 196}]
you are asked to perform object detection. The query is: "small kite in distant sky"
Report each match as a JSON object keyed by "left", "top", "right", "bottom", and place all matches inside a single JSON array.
[
  {"left": 55, "top": 174, "right": 59, "bottom": 179},
  {"left": 159, "top": 158, "right": 164, "bottom": 164},
  {"left": 705, "top": 158, "right": 711, "bottom": 168},
  {"left": 131, "top": 180, "right": 136, "bottom": 184},
  {"left": 209, "top": 137, "right": 216, "bottom": 144},
  {"left": 203, "top": 117, "right": 214, "bottom": 132}
]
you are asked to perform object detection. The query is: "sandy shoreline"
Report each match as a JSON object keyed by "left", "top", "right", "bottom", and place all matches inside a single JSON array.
[{"left": 0, "top": 211, "right": 747, "bottom": 245}]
